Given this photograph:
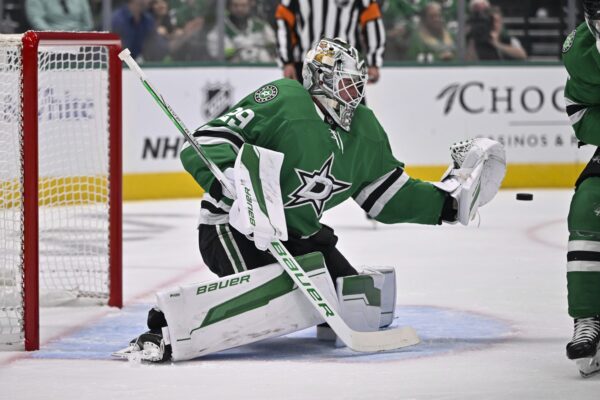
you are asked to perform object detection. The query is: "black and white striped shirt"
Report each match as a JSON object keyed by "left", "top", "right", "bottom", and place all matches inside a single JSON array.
[{"left": 275, "top": 0, "right": 386, "bottom": 67}]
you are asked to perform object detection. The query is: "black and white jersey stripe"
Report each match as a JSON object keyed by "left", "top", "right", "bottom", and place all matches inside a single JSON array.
[
  {"left": 354, "top": 167, "right": 410, "bottom": 218},
  {"left": 565, "top": 97, "right": 587, "bottom": 126},
  {"left": 275, "top": 0, "right": 385, "bottom": 67},
  {"left": 199, "top": 193, "right": 232, "bottom": 225},
  {"left": 183, "top": 125, "right": 245, "bottom": 153},
  {"left": 567, "top": 240, "right": 600, "bottom": 272}
]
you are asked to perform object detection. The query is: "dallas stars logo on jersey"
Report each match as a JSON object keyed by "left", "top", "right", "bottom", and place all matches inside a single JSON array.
[
  {"left": 254, "top": 85, "right": 278, "bottom": 103},
  {"left": 285, "top": 154, "right": 351, "bottom": 217}
]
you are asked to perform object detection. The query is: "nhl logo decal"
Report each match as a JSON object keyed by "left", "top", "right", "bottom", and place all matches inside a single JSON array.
[
  {"left": 254, "top": 85, "right": 278, "bottom": 103},
  {"left": 203, "top": 82, "right": 233, "bottom": 120}
]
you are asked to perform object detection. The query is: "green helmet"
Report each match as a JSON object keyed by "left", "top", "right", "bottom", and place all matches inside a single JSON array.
[{"left": 302, "top": 37, "right": 367, "bottom": 131}]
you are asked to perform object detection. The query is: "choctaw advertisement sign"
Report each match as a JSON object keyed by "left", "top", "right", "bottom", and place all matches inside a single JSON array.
[
  {"left": 122, "top": 65, "right": 592, "bottom": 174},
  {"left": 369, "top": 65, "right": 594, "bottom": 166}
]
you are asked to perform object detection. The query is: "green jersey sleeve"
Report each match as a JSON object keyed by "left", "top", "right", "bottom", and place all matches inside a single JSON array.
[
  {"left": 351, "top": 113, "right": 446, "bottom": 225},
  {"left": 563, "top": 23, "right": 600, "bottom": 146}
]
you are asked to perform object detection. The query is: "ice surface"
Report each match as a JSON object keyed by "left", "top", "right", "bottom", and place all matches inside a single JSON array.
[{"left": 1, "top": 190, "right": 598, "bottom": 400}]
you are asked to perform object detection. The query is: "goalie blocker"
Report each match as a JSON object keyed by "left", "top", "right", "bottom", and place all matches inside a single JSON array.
[{"left": 113, "top": 253, "right": 398, "bottom": 362}]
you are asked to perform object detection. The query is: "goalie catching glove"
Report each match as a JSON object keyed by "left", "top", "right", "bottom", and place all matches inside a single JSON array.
[
  {"left": 228, "top": 144, "right": 287, "bottom": 250},
  {"left": 433, "top": 138, "right": 506, "bottom": 225}
]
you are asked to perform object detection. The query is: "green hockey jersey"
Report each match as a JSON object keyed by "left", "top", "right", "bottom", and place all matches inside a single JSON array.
[
  {"left": 181, "top": 78, "right": 445, "bottom": 237},
  {"left": 563, "top": 23, "right": 600, "bottom": 146}
]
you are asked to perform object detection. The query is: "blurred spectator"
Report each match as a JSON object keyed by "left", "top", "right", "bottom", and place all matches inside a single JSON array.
[
  {"left": 0, "top": 0, "right": 28, "bottom": 33},
  {"left": 149, "top": 0, "right": 182, "bottom": 38},
  {"left": 469, "top": 0, "right": 488, "bottom": 14},
  {"left": 25, "top": 0, "right": 93, "bottom": 31},
  {"left": 112, "top": 0, "right": 168, "bottom": 61},
  {"left": 381, "top": 0, "right": 419, "bottom": 61},
  {"left": 207, "top": 0, "right": 276, "bottom": 63},
  {"left": 253, "top": 0, "right": 277, "bottom": 27},
  {"left": 382, "top": 0, "right": 458, "bottom": 61},
  {"left": 172, "top": 0, "right": 214, "bottom": 29},
  {"left": 405, "top": 2, "right": 456, "bottom": 62},
  {"left": 390, "top": 0, "right": 457, "bottom": 23},
  {"left": 169, "top": 0, "right": 213, "bottom": 61},
  {"left": 89, "top": 0, "right": 104, "bottom": 30},
  {"left": 466, "top": 1, "right": 527, "bottom": 61}
]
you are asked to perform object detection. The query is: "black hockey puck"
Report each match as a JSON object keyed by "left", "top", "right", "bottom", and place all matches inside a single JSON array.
[{"left": 516, "top": 193, "right": 533, "bottom": 201}]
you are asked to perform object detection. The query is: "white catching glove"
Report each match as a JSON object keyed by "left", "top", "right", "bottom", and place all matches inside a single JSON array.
[
  {"left": 228, "top": 144, "right": 287, "bottom": 251},
  {"left": 433, "top": 138, "right": 506, "bottom": 225}
]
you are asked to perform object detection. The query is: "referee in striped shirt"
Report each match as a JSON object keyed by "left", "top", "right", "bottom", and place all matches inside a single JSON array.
[{"left": 275, "top": 0, "right": 386, "bottom": 85}]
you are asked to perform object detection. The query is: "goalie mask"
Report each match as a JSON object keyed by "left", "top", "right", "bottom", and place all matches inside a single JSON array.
[
  {"left": 584, "top": 0, "right": 600, "bottom": 40},
  {"left": 302, "top": 38, "right": 367, "bottom": 131}
]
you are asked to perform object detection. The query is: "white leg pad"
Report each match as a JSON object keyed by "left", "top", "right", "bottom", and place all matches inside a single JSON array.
[
  {"left": 321, "top": 268, "right": 397, "bottom": 347},
  {"left": 366, "top": 267, "right": 397, "bottom": 328},
  {"left": 156, "top": 252, "right": 338, "bottom": 361}
]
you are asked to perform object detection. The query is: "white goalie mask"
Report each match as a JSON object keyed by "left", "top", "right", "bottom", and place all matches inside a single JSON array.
[{"left": 302, "top": 38, "right": 367, "bottom": 131}]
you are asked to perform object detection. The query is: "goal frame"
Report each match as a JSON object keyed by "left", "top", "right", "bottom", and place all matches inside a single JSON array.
[{"left": 19, "top": 31, "right": 123, "bottom": 351}]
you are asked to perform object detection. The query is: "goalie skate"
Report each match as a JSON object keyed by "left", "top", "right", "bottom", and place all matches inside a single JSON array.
[{"left": 112, "top": 331, "right": 171, "bottom": 363}]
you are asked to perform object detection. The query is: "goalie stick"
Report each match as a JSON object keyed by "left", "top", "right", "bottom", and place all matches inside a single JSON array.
[{"left": 119, "top": 49, "right": 419, "bottom": 352}]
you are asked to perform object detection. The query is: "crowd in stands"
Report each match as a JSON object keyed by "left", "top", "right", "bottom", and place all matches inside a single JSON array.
[{"left": 2, "top": 0, "right": 577, "bottom": 64}]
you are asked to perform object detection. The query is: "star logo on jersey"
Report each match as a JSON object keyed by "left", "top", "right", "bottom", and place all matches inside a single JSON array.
[
  {"left": 254, "top": 84, "right": 278, "bottom": 103},
  {"left": 285, "top": 154, "right": 351, "bottom": 217}
]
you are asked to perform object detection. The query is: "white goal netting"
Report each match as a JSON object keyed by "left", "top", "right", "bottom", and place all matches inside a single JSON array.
[
  {"left": 0, "top": 37, "right": 113, "bottom": 347},
  {"left": 0, "top": 36, "right": 24, "bottom": 346}
]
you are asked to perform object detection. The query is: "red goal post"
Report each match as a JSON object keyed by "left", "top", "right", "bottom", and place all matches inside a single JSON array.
[{"left": 0, "top": 31, "right": 122, "bottom": 351}]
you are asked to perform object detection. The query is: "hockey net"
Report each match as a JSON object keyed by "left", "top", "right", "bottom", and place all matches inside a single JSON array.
[{"left": 0, "top": 32, "right": 122, "bottom": 350}]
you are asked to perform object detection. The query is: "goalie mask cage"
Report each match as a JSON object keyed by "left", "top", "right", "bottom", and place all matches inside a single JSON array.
[{"left": 0, "top": 31, "right": 122, "bottom": 351}]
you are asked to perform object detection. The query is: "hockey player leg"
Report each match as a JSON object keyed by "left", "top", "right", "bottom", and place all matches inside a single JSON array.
[{"left": 566, "top": 177, "right": 600, "bottom": 377}]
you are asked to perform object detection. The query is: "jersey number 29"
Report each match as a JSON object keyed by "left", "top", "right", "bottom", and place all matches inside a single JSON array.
[{"left": 218, "top": 107, "right": 255, "bottom": 129}]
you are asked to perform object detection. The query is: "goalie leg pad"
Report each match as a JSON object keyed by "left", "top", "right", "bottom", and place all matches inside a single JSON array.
[
  {"left": 156, "top": 252, "right": 338, "bottom": 361},
  {"left": 337, "top": 268, "right": 397, "bottom": 329},
  {"left": 368, "top": 267, "right": 397, "bottom": 328},
  {"left": 317, "top": 268, "right": 397, "bottom": 346}
]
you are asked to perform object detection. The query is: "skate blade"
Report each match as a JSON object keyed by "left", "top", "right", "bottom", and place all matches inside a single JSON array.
[
  {"left": 112, "top": 339, "right": 164, "bottom": 361},
  {"left": 576, "top": 356, "right": 600, "bottom": 378},
  {"left": 111, "top": 345, "right": 142, "bottom": 362}
]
